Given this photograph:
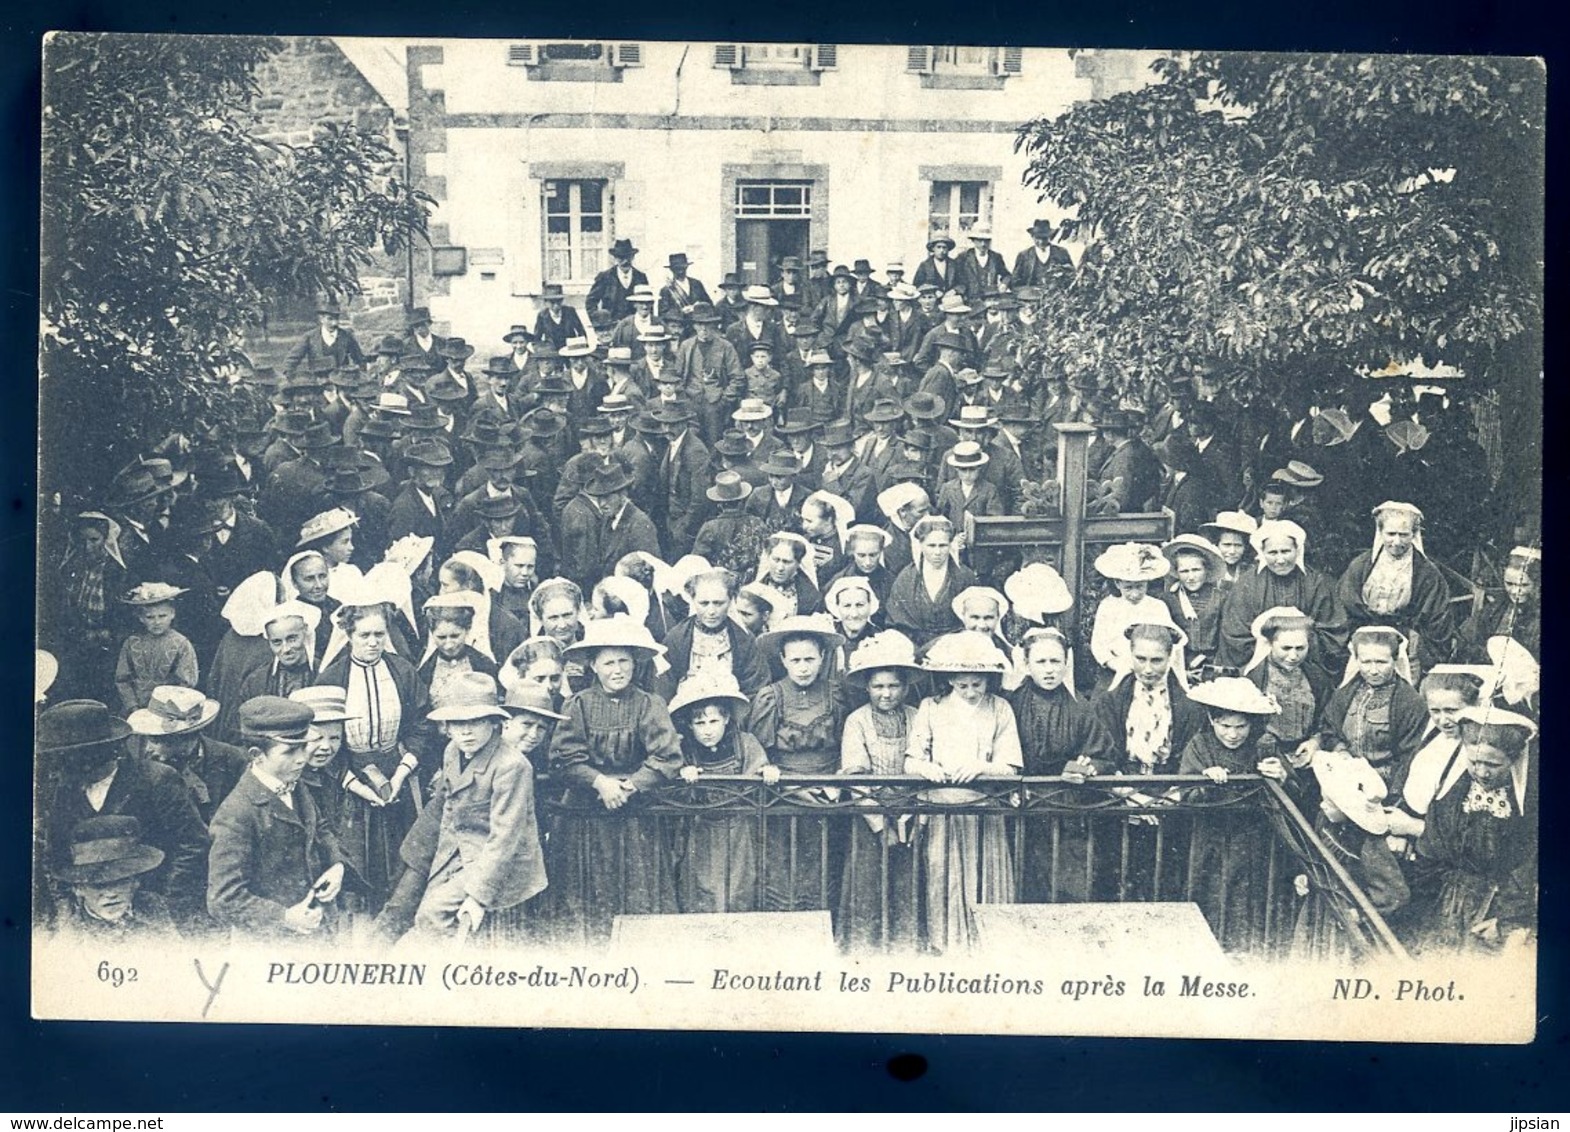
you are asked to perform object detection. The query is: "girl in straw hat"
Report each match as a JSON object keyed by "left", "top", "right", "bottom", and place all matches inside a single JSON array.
[
  {"left": 1088, "top": 542, "right": 1171, "bottom": 686},
  {"left": 1178, "top": 677, "right": 1284, "bottom": 950},
  {"left": 836, "top": 630, "right": 923, "bottom": 951},
  {"left": 547, "top": 615, "right": 683, "bottom": 940},
  {"left": 1409, "top": 705, "right": 1537, "bottom": 953},
  {"left": 666, "top": 673, "right": 778, "bottom": 914},
  {"left": 905, "top": 630, "right": 1022, "bottom": 953}
]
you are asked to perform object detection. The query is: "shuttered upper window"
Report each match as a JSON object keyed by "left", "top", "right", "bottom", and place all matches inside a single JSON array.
[
  {"left": 714, "top": 43, "right": 838, "bottom": 85},
  {"left": 906, "top": 46, "right": 1023, "bottom": 89}
]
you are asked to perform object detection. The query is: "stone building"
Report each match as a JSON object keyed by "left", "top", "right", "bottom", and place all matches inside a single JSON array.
[{"left": 256, "top": 37, "right": 1157, "bottom": 343}]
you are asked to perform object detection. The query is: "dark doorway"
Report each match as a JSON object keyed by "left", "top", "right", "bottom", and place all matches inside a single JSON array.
[{"left": 734, "top": 179, "right": 813, "bottom": 284}]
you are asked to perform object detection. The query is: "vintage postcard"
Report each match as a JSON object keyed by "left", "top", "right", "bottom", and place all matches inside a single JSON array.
[{"left": 34, "top": 34, "right": 1543, "bottom": 1040}]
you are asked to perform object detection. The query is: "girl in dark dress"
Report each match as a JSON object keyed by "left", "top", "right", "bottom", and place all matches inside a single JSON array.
[
  {"left": 1179, "top": 677, "right": 1286, "bottom": 952},
  {"left": 750, "top": 615, "right": 850, "bottom": 912},
  {"left": 547, "top": 616, "right": 684, "bottom": 941},
  {"left": 1009, "top": 627, "right": 1118, "bottom": 903},
  {"left": 667, "top": 673, "right": 778, "bottom": 914}
]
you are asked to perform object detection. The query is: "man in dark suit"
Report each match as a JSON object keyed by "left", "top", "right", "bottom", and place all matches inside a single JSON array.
[
  {"left": 884, "top": 283, "right": 928, "bottom": 362},
  {"left": 285, "top": 296, "right": 365, "bottom": 377},
  {"left": 386, "top": 436, "right": 453, "bottom": 549},
  {"left": 1010, "top": 219, "right": 1076, "bottom": 289},
  {"left": 532, "top": 283, "right": 589, "bottom": 350},
  {"left": 1098, "top": 410, "right": 1165, "bottom": 513},
  {"left": 952, "top": 227, "right": 1012, "bottom": 303},
  {"left": 399, "top": 306, "right": 446, "bottom": 370},
  {"left": 207, "top": 696, "right": 345, "bottom": 938},
  {"left": 586, "top": 237, "right": 649, "bottom": 323},
  {"left": 812, "top": 267, "right": 861, "bottom": 352},
  {"left": 911, "top": 232, "right": 959, "bottom": 294},
  {"left": 39, "top": 700, "right": 209, "bottom": 929},
  {"left": 558, "top": 463, "right": 662, "bottom": 592},
  {"left": 195, "top": 459, "right": 278, "bottom": 593},
  {"left": 657, "top": 252, "right": 713, "bottom": 339},
  {"left": 261, "top": 421, "right": 335, "bottom": 542},
  {"left": 656, "top": 404, "right": 714, "bottom": 555}
]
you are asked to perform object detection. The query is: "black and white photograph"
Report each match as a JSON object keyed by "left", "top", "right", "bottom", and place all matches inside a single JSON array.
[{"left": 31, "top": 33, "right": 1544, "bottom": 1040}]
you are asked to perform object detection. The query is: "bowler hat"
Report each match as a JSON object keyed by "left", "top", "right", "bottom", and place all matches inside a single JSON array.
[
  {"left": 37, "top": 700, "right": 133, "bottom": 755},
  {"left": 483, "top": 354, "right": 517, "bottom": 377},
  {"left": 405, "top": 306, "right": 433, "bottom": 329},
  {"left": 687, "top": 303, "right": 722, "bottom": 324},
  {"left": 540, "top": 282, "right": 566, "bottom": 299},
  {"left": 851, "top": 259, "right": 875, "bottom": 276},
  {"left": 720, "top": 272, "right": 743, "bottom": 288},
  {"left": 667, "top": 252, "right": 691, "bottom": 269},
  {"left": 1027, "top": 218, "right": 1057, "bottom": 239},
  {"left": 830, "top": 264, "right": 855, "bottom": 279},
  {"left": 609, "top": 237, "right": 638, "bottom": 260},
  {"left": 55, "top": 816, "right": 165, "bottom": 887},
  {"left": 759, "top": 452, "right": 805, "bottom": 477},
  {"left": 820, "top": 420, "right": 857, "bottom": 448}
]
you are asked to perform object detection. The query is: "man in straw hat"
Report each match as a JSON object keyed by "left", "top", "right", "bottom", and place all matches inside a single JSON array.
[
  {"left": 391, "top": 673, "right": 548, "bottom": 940},
  {"left": 207, "top": 696, "right": 347, "bottom": 937},
  {"left": 953, "top": 224, "right": 1011, "bottom": 303},
  {"left": 39, "top": 699, "right": 209, "bottom": 930},
  {"left": 128, "top": 685, "right": 246, "bottom": 825}
]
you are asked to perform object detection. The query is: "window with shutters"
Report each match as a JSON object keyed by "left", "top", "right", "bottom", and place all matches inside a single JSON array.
[
  {"left": 928, "top": 181, "right": 993, "bottom": 236},
  {"left": 716, "top": 42, "right": 837, "bottom": 85},
  {"left": 543, "top": 179, "right": 612, "bottom": 284},
  {"left": 506, "top": 41, "right": 643, "bottom": 81},
  {"left": 908, "top": 45, "right": 1021, "bottom": 89}
]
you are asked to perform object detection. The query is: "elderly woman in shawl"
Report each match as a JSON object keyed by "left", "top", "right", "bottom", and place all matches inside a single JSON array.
[
  {"left": 1217, "top": 519, "right": 1349, "bottom": 674},
  {"left": 1337, "top": 502, "right": 1454, "bottom": 678}
]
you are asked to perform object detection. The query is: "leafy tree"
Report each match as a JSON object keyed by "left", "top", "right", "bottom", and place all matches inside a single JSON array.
[
  {"left": 39, "top": 33, "right": 434, "bottom": 497},
  {"left": 1013, "top": 51, "right": 1543, "bottom": 515}
]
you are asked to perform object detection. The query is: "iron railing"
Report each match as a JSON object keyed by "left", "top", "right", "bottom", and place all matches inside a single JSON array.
[{"left": 536, "top": 773, "right": 1408, "bottom": 960}]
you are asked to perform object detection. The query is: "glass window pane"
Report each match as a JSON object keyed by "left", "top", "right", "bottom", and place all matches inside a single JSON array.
[
  {"left": 546, "top": 214, "right": 571, "bottom": 234},
  {"left": 579, "top": 180, "right": 603, "bottom": 214},
  {"left": 960, "top": 183, "right": 980, "bottom": 213},
  {"left": 580, "top": 214, "right": 603, "bottom": 234},
  {"left": 544, "top": 181, "right": 568, "bottom": 213}
]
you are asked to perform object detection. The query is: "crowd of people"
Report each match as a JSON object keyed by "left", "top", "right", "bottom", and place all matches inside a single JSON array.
[{"left": 35, "top": 223, "right": 1541, "bottom": 958}]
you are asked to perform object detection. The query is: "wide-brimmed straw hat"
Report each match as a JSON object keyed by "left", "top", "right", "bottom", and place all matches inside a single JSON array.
[
  {"left": 921, "top": 630, "right": 1010, "bottom": 675},
  {"left": 1004, "top": 563, "right": 1073, "bottom": 621},
  {"left": 427, "top": 672, "right": 511, "bottom": 722},
  {"left": 1161, "top": 534, "right": 1226, "bottom": 582},
  {"left": 297, "top": 507, "right": 359, "bottom": 548},
  {"left": 845, "top": 630, "right": 922, "bottom": 682},
  {"left": 1094, "top": 542, "right": 1170, "bottom": 583},
  {"left": 562, "top": 614, "right": 664, "bottom": 663},
  {"left": 1312, "top": 750, "right": 1390, "bottom": 834},
  {"left": 667, "top": 672, "right": 752, "bottom": 717},
  {"left": 757, "top": 613, "right": 845, "bottom": 658},
  {"left": 1188, "top": 677, "right": 1280, "bottom": 716},
  {"left": 126, "top": 686, "right": 220, "bottom": 736},
  {"left": 1200, "top": 511, "right": 1258, "bottom": 541}
]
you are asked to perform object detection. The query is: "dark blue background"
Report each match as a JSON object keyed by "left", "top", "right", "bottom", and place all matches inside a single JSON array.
[{"left": 2, "top": 0, "right": 1564, "bottom": 1110}]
